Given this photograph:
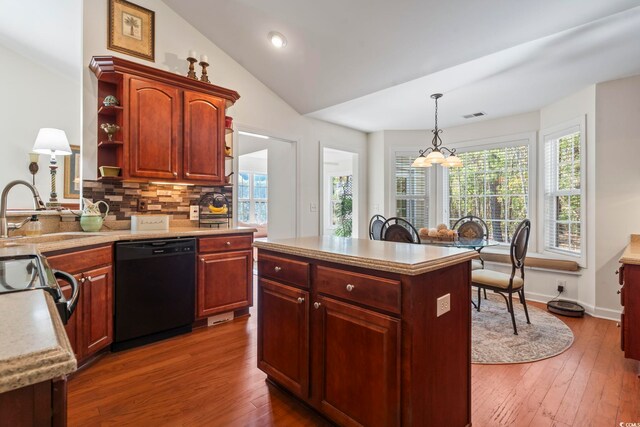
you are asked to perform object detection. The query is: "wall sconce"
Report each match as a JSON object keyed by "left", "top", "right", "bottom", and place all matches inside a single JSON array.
[{"left": 28, "top": 152, "right": 39, "bottom": 185}]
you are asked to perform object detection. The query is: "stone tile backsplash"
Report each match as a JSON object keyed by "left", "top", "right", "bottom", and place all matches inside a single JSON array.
[{"left": 82, "top": 180, "right": 232, "bottom": 221}]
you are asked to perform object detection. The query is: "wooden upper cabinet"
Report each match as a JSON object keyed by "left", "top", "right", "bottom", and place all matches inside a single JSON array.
[
  {"left": 183, "top": 91, "right": 225, "bottom": 184},
  {"left": 89, "top": 56, "right": 240, "bottom": 184},
  {"left": 128, "top": 77, "right": 180, "bottom": 180}
]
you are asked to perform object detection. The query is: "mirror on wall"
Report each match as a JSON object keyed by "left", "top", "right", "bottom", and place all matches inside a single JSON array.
[{"left": 0, "top": 0, "right": 82, "bottom": 209}]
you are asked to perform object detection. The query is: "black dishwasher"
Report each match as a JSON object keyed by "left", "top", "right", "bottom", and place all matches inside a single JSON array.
[{"left": 113, "top": 238, "right": 196, "bottom": 351}]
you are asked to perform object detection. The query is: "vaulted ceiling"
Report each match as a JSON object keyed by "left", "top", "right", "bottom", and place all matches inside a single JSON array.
[{"left": 164, "top": 0, "right": 640, "bottom": 131}]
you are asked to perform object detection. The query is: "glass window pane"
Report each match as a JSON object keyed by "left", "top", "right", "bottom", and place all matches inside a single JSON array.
[
  {"left": 254, "top": 174, "right": 268, "bottom": 199},
  {"left": 238, "top": 201, "right": 250, "bottom": 223},
  {"left": 238, "top": 172, "right": 250, "bottom": 199}
]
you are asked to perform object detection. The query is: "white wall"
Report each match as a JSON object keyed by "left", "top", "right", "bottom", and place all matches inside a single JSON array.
[
  {"left": 0, "top": 0, "right": 82, "bottom": 207},
  {"left": 595, "top": 75, "right": 640, "bottom": 315},
  {"left": 82, "top": 0, "right": 367, "bottom": 237}
]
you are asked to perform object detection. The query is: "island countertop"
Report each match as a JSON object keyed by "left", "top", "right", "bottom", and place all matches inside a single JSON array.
[
  {"left": 0, "top": 290, "right": 76, "bottom": 394},
  {"left": 620, "top": 234, "right": 640, "bottom": 265},
  {"left": 254, "top": 236, "right": 477, "bottom": 275}
]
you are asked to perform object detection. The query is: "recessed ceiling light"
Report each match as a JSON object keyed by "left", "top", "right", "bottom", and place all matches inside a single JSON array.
[{"left": 268, "top": 31, "right": 287, "bottom": 48}]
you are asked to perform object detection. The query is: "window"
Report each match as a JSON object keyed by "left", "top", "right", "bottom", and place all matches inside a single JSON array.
[
  {"left": 447, "top": 144, "right": 529, "bottom": 243},
  {"left": 238, "top": 172, "right": 268, "bottom": 224},
  {"left": 395, "top": 152, "right": 430, "bottom": 229},
  {"left": 543, "top": 123, "right": 584, "bottom": 259}
]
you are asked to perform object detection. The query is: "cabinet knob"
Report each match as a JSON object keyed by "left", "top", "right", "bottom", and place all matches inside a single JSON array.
[
  {"left": 226, "top": 241, "right": 231, "bottom": 246},
  {"left": 313, "top": 302, "right": 321, "bottom": 309},
  {"left": 297, "top": 297, "right": 305, "bottom": 304},
  {"left": 80, "top": 277, "right": 86, "bottom": 283},
  {"left": 274, "top": 266, "right": 282, "bottom": 272},
  {"left": 346, "top": 284, "right": 354, "bottom": 292},
  {"left": 186, "top": 172, "right": 190, "bottom": 177},
  {"left": 86, "top": 276, "right": 92, "bottom": 281},
  {"left": 173, "top": 171, "right": 178, "bottom": 176}
]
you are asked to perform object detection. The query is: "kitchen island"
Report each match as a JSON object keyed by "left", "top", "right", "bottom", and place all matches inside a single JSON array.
[{"left": 254, "top": 236, "right": 477, "bottom": 427}]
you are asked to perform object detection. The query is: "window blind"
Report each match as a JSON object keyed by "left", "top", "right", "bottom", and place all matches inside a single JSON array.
[
  {"left": 447, "top": 144, "right": 529, "bottom": 243},
  {"left": 543, "top": 128, "right": 581, "bottom": 254},
  {"left": 395, "top": 153, "right": 429, "bottom": 229}
]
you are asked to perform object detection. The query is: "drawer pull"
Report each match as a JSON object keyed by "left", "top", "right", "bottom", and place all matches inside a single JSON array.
[
  {"left": 173, "top": 171, "right": 178, "bottom": 176},
  {"left": 80, "top": 277, "right": 86, "bottom": 284},
  {"left": 186, "top": 172, "right": 191, "bottom": 177},
  {"left": 297, "top": 297, "right": 305, "bottom": 304},
  {"left": 274, "top": 266, "right": 282, "bottom": 272},
  {"left": 314, "top": 302, "right": 321, "bottom": 309},
  {"left": 225, "top": 241, "right": 231, "bottom": 246},
  {"left": 346, "top": 284, "right": 354, "bottom": 292}
]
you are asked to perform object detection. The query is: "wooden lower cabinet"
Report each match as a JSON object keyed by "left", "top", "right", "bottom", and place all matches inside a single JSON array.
[
  {"left": 79, "top": 266, "right": 114, "bottom": 356},
  {"left": 314, "top": 295, "right": 400, "bottom": 427},
  {"left": 197, "top": 247, "right": 253, "bottom": 318},
  {"left": 0, "top": 377, "right": 66, "bottom": 427},
  {"left": 619, "top": 263, "right": 640, "bottom": 360},
  {"left": 46, "top": 245, "right": 114, "bottom": 365},
  {"left": 258, "top": 278, "right": 309, "bottom": 398},
  {"left": 257, "top": 249, "right": 472, "bottom": 427}
]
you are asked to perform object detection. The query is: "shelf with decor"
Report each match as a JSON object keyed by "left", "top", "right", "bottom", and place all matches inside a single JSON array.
[
  {"left": 95, "top": 71, "right": 124, "bottom": 180},
  {"left": 97, "top": 105, "right": 124, "bottom": 116}
]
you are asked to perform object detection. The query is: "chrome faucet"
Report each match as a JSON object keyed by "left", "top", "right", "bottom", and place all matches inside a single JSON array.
[{"left": 0, "top": 180, "right": 46, "bottom": 238}]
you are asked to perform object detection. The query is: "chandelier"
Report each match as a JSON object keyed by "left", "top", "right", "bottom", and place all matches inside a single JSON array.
[{"left": 411, "top": 93, "right": 463, "bottom": 168}]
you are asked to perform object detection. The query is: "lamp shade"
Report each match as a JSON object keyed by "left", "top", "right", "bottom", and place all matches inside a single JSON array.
[
  {"left": 32, "top": 128, "right": 72, "bottom": 155},
  {"left": 411, "top": 155, "right": 432, "bottom": 168},
  {"left": 425, "top": 150, "right": 445, "bottom": 164}
]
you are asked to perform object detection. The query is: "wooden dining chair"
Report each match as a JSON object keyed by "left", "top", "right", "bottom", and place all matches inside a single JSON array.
[
  {"left": 453, "top": 215, "right": 489, "bottom": 271},
  {"left": 381, "top": 217, "right": 421, "bottom": 244},
  {"left": 471, "top": 219, "right": 531, "bottom": 335},
  {"left": 368, "top": 214, "right": 387, "bottom": 240}
]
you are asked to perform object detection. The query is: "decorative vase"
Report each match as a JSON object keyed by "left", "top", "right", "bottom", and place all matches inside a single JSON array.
[
  {"left": 80, "top": 214, "right": 104, "bottom": 232},
  {"left": 100, "top": 123, "right": 120, "bottom": 141}
]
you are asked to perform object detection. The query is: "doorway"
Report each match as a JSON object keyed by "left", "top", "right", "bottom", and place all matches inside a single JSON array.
[
  {"left": 321, "top": 148, "right": 359, "bottom": 238},
  {"left": 236, "top": 131, "right": 297, "bottom": 240}
]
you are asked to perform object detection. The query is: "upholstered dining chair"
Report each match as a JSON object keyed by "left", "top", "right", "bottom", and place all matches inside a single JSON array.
[
  {"left": 471, "top": 219, "right": 531, "bottom": 335},
  {"left": 369, "top": 214, "right": 387, "bottom": 240},
  {"left": 453, "top": 215, "right": 489, "bottom": 271},
  {"left": 381, "top": 217, "right": 421, "bottom": 244}
]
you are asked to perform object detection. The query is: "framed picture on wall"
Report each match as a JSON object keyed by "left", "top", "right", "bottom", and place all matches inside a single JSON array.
[
  {"left": 108, "top": 0, "right": 155, "bottom": 62},
  {"left": 64, "top": 145, "right": 81, "bottom": 200}
]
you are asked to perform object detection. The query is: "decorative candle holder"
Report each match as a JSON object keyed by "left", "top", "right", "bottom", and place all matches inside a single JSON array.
[
  {"left": 199, "top": 61, "right": 210, "bottom": 83},
  {"left": 186, "top": 57, "right": 198, "bottom": 79}
]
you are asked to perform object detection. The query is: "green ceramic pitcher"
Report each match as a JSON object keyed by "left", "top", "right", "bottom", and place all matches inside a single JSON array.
[{"left": 80, "top": 199, "right": 109, "bottom": 232}]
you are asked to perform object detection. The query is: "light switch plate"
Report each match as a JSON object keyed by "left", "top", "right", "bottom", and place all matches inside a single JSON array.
[
  {"left": 437, "top": 293, "right": 451, "bottom": 317},
  {"left": 310, "top": 203, "right": 317, "bottom": 212}
]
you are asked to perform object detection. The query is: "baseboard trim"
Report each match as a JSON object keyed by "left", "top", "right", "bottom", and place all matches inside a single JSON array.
[{"left": 523, "top": 291, "right": 621, "bottom": 322}]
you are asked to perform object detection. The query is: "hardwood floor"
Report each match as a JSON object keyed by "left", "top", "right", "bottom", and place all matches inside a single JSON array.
[{"left": 68, "top": 299, "right": 639, "bottom": 426}]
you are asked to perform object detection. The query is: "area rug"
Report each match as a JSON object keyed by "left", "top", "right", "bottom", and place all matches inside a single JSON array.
[{"left": 472, "top": 294, "right": 574, "bottom": 364}]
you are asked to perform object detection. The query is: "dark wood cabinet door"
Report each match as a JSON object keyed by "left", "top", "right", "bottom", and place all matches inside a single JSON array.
[
  {"left": 313, "top": 296, "right": 400, "bottom": 427},
  {"left": 183, "top": 91, "right": 225, "bottom": 183},
  {"left": 81, "top": 265, "right": 113, "bottom": 357},
  {"left": 128, "top": 77, "right": 180, "bottom": 180},
  {"left": 623, "top": 264, "right": 640, "bottom": 360},
  {"left": 197, "top": 250, "right": 253, "bottom": 317},
  {"left": 258, "top": 278, "right": 309, "bottom": 398}
]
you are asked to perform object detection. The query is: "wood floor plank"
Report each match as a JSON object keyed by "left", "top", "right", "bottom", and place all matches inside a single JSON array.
[{"left": 67, "top": 298, "right": 640, "bottom": 426}]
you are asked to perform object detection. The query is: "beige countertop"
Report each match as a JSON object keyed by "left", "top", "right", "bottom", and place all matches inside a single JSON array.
[
  {"left": 620, "top": 234, "right": 640, "bottom": 265},
  {"left": 254, "top": 236, "right": 477, "bottom": 275},
  {"left": 0, "top": 227, "right": 256, "bottom": 253},
  {"left": 0, "top": 291, "right": 76, "bottom": 394}
]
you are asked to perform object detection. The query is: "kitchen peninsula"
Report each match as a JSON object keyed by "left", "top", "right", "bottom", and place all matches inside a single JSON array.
[{"left": 255, "top": 236, "right": 477, "bottom": 426}]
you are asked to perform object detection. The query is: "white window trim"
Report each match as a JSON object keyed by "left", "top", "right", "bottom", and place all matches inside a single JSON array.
[
  {"left": 538, "top": 116, "right": 587, "bottom": 267},
  {"left": 389, "top": 148, "right": 436, "bottom": 227},
  {"left": 238, "top": 171, "right": 268, "bottom": 225},
  {"left": 438, "top": 132, "right": 538, "bottom": 249}
]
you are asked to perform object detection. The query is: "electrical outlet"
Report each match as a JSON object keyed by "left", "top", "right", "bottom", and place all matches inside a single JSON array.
[
  {"left": 310, "top": 203, "right": 317, "bottom": 212},
  {"left": 556, "top": 279, "right": 566, "bottom": 294},
  {"left": 437, "top": 293, "right": 451, "bottom": 317},
  {"left": 137, "top": 199, "right": 147, "bottom": 212}
]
